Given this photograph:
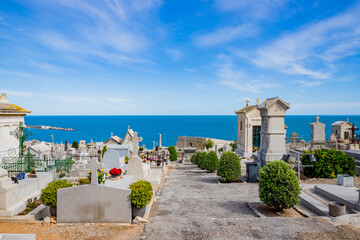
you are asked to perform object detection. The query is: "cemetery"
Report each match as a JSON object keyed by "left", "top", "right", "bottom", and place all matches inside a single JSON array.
[{"left": 1, "top": 95, "right": 360, "bottom": 239}]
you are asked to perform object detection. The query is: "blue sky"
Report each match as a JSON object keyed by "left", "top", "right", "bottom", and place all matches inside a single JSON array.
[{"left": 0, "top": 0, "right": 360, "bottom": 115}]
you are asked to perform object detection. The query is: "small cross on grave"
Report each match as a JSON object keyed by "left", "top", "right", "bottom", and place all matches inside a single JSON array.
[
  {"left": 315, "top": 115, "right": 320, "bottom": 123},
  {"left": 131, "top": 132, "right": 143, "bottom": 156},
  {"left": 88, "top": 157, "right": 103, "bottom": 185}
]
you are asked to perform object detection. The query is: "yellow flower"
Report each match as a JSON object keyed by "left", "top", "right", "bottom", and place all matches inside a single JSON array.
[{"left": 89, "top": 171, "right": 91, "bottom": 173}]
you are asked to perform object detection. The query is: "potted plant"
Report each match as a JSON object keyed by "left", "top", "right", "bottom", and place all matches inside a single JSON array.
[
  {"left": 129, "top": 180, "right": 153, "bottom": 219},
  {"left": 109, "top": 168, "right": 123, "bottom": 180},
  {"left": 40, "top": 180, "right": 73, "bottom": 217},
  {"left": 28, "top": 167, "right": 37, "bottom": 178}
]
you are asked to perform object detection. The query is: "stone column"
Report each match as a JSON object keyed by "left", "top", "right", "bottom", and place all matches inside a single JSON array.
[
  {"left": 159, "top": 133, "right": 162, "bottom": 148},
  {"left": 255, "top": 97, "right": 290, "bottom": 167}
]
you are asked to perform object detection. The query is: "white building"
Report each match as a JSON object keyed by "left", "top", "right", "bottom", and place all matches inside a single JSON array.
[
  {"left": 331, "top": 119, "right": 354, "bottom": 143},
  {"left": 0, "top": 93, "right": 31, "bottom": 160}
]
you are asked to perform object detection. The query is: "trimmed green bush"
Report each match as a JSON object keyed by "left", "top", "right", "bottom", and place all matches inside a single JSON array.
[
  {"left": 204, "top": 151, "right": 219, "bottom": 172},
  {"left": 190, "top": 153, "right": 198, "bottom": 164},
  {"left": 40, "top": 180, "right": 73, "bottom": 207},
  {"left": 259, "top": 160, "right": 301, "bottom": 212},
  {"left": 168, "top": 146, "right": 178, "bottom": 161},
  {"left": 204, "top": 139, "right": 214, "bottom": 150},
  {"left": 217, "top": 151, "right": 241, "bottom": 182},
  {"left": 125, "top": 155, "right": 129, "bottom": 164},
  {"left": 71, "top": 141, "right": 78, "bottom": 149},
  {"left": 129, "top": 180, "right": 153, "bottom": 209},
  {"left": 196, "top": 151, "right": 207, "bottom": 169},
  {"left": 301, "top": 148, "right": 356, "bottom": 178}
]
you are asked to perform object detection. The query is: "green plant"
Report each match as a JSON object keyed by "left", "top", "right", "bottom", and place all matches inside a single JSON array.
[
  {"left": 40, "top": 180, "right": 72, "bottom": 207},
  {"left": 168, "top": 145, "right": 178, "bottom": 161},
  {"left": 204, "top": 151, "right": 219, "bottom": 172},
  {"left": 78, "top": 178, "right": 90, "bottom": 185},
  {"left": 217, "top": 151, "right": 241, "bottom": 182},
  {"left": 58, "top": 172, "right": 66, "bottom": 178},
  {"left": 102, "top": 145, "right": 108, "bottom": 157},
  {"left": 125, "top": 155, "right": 129, "bottom": 164},
  {"left": 259, "top": 160, "right": 301, "bottom": 212},
  {"left": 129, "top": 180, "right": 153, "bottom": 209},
  {"left": 139, "top": 147, "right": 144, "bottom": 152},
  {"left": 190, "top": 153, "right": 198, "bottom": 164},
  {"left": 219, "top": 148, "right": 223, "bottom": 152},
  {"left": 72, "top": 141, "right": 79, "bottom": 149},
  {"left": 301, "top": 148, "right": 356, "bottom": 178},
  {"left": 197, "top": 151, "right": 208, "bottom": 169},
  {"left": 204, "top": 139, "right": 214, "bottom": 150}
]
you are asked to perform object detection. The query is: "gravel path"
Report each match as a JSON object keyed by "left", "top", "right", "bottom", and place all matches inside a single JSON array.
[{"left": 142, "top": 163, "right": 337, "bottom": 240}]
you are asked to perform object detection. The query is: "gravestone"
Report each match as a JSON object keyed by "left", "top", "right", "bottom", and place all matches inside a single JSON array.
[
  {"left": 310, "top": 116, "right": 326, "bottom": 149},
  {"left": 291, "top": 132, "right": 299, "bottom": 144},
  {"left": 57, "top": 157, "right": 132, "bottom": 223},
  {"left": 103, "top": 149, "right": 125, "bottom": 170},
  {"left": 254, "top": 97, "right": 290, "bottom": 167},
  {"left": 126, "top": 132, "right": 146, "bottom": 181}
]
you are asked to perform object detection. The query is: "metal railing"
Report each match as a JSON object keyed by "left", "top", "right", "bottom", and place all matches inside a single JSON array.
[{"left": 1, "top": 154, "right": 72, "bottom": 177}]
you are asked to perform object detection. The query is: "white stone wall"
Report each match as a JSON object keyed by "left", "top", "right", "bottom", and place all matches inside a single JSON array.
[{"left": 0, "top": 115, "right": 25, "bottom": 161}]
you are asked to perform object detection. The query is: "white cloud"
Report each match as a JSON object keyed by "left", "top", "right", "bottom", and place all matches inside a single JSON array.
[
  {"left": 215, "top": 0, "right": 289, "bottom": 20},
  {"left": 216, "top": 57, "right": 276, "bottom": 93},
  {"left": 194, "top": 24, "right": 257, "bottom": 47},
  {"left": 194, "top": 83, "right": 206, "bottom": 89},
  {"left": 250, "top": 4, "right": 360, "bottom": 79},
  {"left": 295, "top": 80, "right": 324, "bottom": 87},
  {"left": 165, "top": 48, "right": 183, "bottom": 62}
]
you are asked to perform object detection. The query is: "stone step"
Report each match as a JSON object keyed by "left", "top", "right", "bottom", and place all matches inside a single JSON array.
[
  {"left": 299, "top": 191, "right": 330, "bottom": 217},
  {"left": 314, "top": 184, "right": 360, "bottom": 211}
]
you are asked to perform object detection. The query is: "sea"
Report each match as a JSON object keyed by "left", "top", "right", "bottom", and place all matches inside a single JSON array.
[{"left": 24, "top": 115, "right": 360, "bottom": 148}]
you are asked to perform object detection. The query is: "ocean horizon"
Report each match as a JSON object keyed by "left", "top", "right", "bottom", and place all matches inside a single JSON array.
[{"left": 24, "top": 115, "right": 360, "bottom": 148}]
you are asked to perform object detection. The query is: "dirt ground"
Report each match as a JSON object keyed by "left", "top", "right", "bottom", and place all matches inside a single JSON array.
[
  {"left": 297, "top": 225, "right": 360, "bottom": 240},
  {"left": 252, "top": 203, "right": 304, "bottom": 218},
  {"left": 0, "top": 222, "right": 144, "bottom": 240},
  {"left": 301, "top": 176, "right": 360, "bottom": 188}
]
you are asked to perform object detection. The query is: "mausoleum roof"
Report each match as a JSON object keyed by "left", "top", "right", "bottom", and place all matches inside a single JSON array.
[
  {"left": 0, "top": 93, "right": 31, "bottom": 115},
  {"left": 332, "top": 121, "right": 352, "bottom": 126},
  {"left": 235, "top": 105, "right": 257, "bottom": 114}
]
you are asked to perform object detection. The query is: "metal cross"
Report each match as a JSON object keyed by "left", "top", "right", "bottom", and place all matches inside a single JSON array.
[{"left": 10, "top": 122, "right": 33, "bottom": 158}]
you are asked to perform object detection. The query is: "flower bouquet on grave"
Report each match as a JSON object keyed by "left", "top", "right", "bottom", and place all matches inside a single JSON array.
[
  {"left": 109, "top": 168, "right": 123, "bottom": 180},
  {"left": 28, "top": 167, "right": 37, "bottom": 178},
  {"left": 156, "top": 157, "right": 162, "bottom": 167},
  {"left": 97, "top": 169, "right": 107, "bottom": 184}
]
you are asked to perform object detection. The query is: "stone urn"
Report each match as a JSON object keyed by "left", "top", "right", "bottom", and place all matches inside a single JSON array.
[
  {"left": 49, "top": 206, "right": 57, "bottom": 217},
  {"left": 329, "top": 201, "right": 346, "bottom": 217},
  {"left": 132, "top": 206, "right": 146, "bottom": 219}
]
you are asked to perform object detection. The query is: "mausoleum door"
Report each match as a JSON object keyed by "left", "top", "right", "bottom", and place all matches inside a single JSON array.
[{"left": 252, "top": 126, "right": 261, "bottom": 149}]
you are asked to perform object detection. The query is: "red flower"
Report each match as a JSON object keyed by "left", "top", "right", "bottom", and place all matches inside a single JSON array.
[{"left": 109, "top": 168, "right": 122, "bottom": 176}]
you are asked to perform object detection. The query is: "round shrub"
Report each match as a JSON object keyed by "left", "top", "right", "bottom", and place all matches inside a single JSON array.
[
  {"left": 40, "top": 180, "right": 73, "bottom": 207},
  {"left": 168, "top": 146, "right": 178, "bottom": 161},
  {"left": 204, "top": 151, "right": 219, "bottom": 172},
  {"left": 129, "top": 180, "right": 153, "bottom": 209},
  {"left": 301, "top": 148, "right": 356, "bottom": 178},
  {"left": 190, "top": 153, "right": 198, "bottom": 164},
  {"left": 217, "top": 151, "right": 241, "bottom": 182},
  {"left": 196, "top": 152, "right": 207, "bottom": 169},
  {"left": 259, "top": 160, "right": 301, "bottom": 212}
]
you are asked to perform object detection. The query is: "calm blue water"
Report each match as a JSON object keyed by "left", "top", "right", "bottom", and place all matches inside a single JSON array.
[{"left": 24, "top": 115, "right": 360, "bottom": 148}]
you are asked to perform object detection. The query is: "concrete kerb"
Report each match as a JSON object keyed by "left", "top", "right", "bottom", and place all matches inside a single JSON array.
[{"left": 247, "top": 202, "right": 311, "bottom": 218}]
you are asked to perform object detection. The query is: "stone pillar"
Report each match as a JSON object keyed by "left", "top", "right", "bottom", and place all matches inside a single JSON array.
[
  {"left": 255, "top": 97, "right": 290, "bottom": 167},
  {"left": 310, "top": 115, "right": 326, "bottom": 149},
  {"left": 291, "top": 132, "right": 299, "bottom": 144},
  {"left": 159, "top": 133, "right": 162, "bottom": 148}
]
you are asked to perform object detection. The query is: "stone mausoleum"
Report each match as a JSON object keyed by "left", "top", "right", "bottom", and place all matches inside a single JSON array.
[{"left": 235, "top": 99, "right": 261, "bottom": 158}]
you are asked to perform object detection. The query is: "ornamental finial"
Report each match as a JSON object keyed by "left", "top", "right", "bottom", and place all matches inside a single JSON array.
[
  {"left": 256, "top": 98, "right": 260, "bottom": 105},
  {"left": 246, "top": 100, "right": 250, "bottom": 107}
]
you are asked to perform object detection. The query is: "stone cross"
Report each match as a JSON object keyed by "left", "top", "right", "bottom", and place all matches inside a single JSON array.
[
  {"left": 315, "top": 115, "right": 320, "bottom": 123},
  {"left": 256, "top": 98, "right": 260, "bottom": 105},
  {"left": 88, "top": 157, "right": 103, "bottom": 185},
  {"left": 130, "top": 132, "right": 143, "bottom": 156},
  {"left": 246, "top": 100, "right": 250, "bottom": 106}
]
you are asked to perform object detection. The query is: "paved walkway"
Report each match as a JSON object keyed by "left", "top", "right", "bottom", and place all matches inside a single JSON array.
[{"left": 142, "top": 163, "right": 337, "bottom": 240}]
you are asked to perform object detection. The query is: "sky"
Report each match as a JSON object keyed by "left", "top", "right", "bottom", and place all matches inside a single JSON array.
[{"left": 0, "top": 0, "right": 360, "bottom": 115}]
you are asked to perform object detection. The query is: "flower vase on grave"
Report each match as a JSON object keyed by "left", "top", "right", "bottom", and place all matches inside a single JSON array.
[{"left": 109, "top": 168, "right": 123, "bottom": 180}]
